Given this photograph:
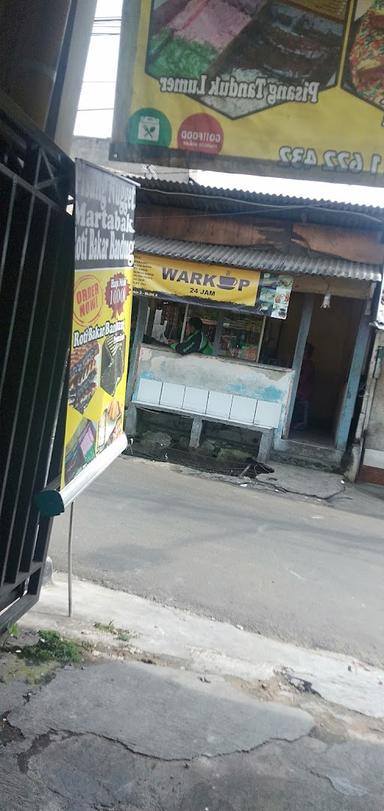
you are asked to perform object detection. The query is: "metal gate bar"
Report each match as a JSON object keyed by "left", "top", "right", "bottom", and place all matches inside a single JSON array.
[{"left": 0, "top": 92, "right": 74, "bottom": 630}]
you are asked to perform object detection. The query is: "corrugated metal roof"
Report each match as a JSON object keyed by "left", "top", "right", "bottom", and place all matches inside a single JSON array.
[
  {"left": 136, "top": 234, "right": 382, "bottom": 282},
  {"left": 135, "top": 178, "right": 384, "bottom": 231}
]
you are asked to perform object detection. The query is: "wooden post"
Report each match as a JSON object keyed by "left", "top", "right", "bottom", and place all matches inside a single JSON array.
[
  {"left": 284, "top": 293, "right": 314, "bottom": 437},
  {"left": 335, "top": 309, "right": 371, "bottom": 452}
]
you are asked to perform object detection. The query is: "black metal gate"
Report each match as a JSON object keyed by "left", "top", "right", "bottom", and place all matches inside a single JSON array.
[{"left": 0, "top": 93, "right": 74, "bottom": 631}]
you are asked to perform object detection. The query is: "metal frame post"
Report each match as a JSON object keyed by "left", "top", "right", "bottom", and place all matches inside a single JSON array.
[
  {"left": 335, "top": 309, "right": 371, "bottom": 452},
  {"left": 125, "top": 296, "right": 148, "bottom": 406},
  {"left": 67, "top": 502, "right": 75, "bottom": 617},
  {"left": 284, "top": 293, "right": 314, "bottom": 437}
]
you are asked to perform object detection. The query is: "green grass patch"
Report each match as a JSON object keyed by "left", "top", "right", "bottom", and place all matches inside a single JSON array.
[
  {"left": 0, "top": 623, "right": 20, "bottom": 649},
  {"left": 94, "top": 620, "right": 116, "bottom": 634},
  {"left": 94, "top": 620, "right": 131, "bottom": 643},
  {"left": 18, "top": 630, "right": 90, "bottom": 664}
]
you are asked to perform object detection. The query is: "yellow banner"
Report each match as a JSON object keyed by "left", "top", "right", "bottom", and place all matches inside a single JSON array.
[
  {"left": 134, "top": 253, "right": 260, "bottom": 306},
  {"left": 112, "top": 0, "right": 384, "bottom": 185},
  {"left": 134, "top": 252, "right": 293, "bottom": 318},
  {"left": 62, "top": 161, "right": 136, "bottom": 488}
]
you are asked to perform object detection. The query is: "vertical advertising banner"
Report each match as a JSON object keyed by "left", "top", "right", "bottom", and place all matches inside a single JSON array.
[
  {"left": 112, "top": 0, "right": 384, "bottom": 185},
  {"left": 62, "top": 161, "right": 136, "bottom": 488}
]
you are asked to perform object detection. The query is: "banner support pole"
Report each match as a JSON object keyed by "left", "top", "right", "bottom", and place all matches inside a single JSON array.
[{"left": 68, "top": 501, "right": 75, "bottom": 617}]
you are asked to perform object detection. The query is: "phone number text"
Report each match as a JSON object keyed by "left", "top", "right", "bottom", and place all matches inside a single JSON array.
[{"left": 279, "top": 147, "right": 382, "bottom": 175}]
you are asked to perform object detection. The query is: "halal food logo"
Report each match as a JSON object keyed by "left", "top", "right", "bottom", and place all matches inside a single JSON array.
[
  {"left": 105, "top": 272, "right": 130, "bottom": 318},
  {"left": 74, "top": 274, "right": 103, "bottom": 326}
]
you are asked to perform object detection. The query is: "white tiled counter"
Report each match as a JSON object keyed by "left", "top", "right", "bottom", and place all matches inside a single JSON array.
[{"left": 129, "top": 346, "right": 294, "bottom": 447}]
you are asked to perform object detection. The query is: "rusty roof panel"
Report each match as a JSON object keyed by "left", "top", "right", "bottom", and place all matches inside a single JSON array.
[
  {"left": 135, "top": 178, "right": 384, "bottom": 231},
  {"left": 136, "top": 234, "right": 382, "bottom": 282}
]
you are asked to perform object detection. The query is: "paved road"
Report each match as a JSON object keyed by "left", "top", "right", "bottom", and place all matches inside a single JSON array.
[{"left": 49, "top": 457, "right": 384, "bottom": 666}]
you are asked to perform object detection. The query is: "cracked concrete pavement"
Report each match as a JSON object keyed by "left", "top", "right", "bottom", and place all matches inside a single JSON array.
[
  {"left": 3, "top": 457, "right": 384, "bottom": 808},
  {"left": 8, "top": 662, "right": 313, "bottom": 759},
  {"left": 2, "top": 651, "right": 384, "bottom": 811},
  {"left": 3, "top": 573, "right": 383, "bottom": 810}
]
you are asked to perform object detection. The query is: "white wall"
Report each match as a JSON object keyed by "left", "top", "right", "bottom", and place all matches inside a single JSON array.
[{"left": 71, "top": 137, "right": 190, "bottom": 181}]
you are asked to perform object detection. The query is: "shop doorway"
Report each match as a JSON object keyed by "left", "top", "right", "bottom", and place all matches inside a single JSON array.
[{"left": 289, "top": 295, "right": 365, "bottom": 446}]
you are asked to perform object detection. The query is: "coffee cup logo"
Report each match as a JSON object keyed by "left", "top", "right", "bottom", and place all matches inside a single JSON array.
[{"left": 217, "top": 275, "right": 237, "bottom": 290}]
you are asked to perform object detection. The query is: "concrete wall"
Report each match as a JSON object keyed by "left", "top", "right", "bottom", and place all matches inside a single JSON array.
[
  {"left": 132, "top": 346, "right": 294, "bottom": 440},
  {"left": 71, "top": 136, "right": 146, "bottom": 173},
  {"left": 71, "top": 137, "right": 190, "bottom": 181},
  {"left": 363, "top": 335, "right": 384, "bottom": 445},
  {"left": 0, "top": 0, "right": 71, "bottom": 129},
  {"left": 366, "top": 378, "right": 384, "bottom": 454},
  {"left": 360, "top": 333, "right": 384, "bottom": 483},
  {"left": 366, "top": 368, "right": 384, "bottom": 452}
]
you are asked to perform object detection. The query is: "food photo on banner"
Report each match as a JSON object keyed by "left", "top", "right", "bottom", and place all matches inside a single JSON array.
[
  {"left": 62, "top": 160, "right": 136, "bottom": 489},
  {"left": 111, "top": 0, "right": 384, "bottom": 184}
]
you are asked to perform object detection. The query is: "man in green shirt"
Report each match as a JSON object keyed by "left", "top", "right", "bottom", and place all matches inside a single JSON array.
[{"left": 171, "top": 317, "right": 213, "bottom": 356}]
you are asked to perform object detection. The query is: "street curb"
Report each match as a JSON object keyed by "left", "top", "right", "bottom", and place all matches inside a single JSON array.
[{"left": 23, "top": 573, "right": 384, "bottom": 719}]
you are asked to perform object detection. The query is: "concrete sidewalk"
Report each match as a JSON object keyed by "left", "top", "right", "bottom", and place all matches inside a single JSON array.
[
  {"left": 22, "top": 574, "right": 384, "bottom": 718},
  {"left": 1, "top": 575, "right": 383, "bottom": 810}
]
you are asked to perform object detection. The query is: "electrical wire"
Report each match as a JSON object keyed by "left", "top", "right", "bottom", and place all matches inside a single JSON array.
[
  {"left": 77, "top": 108, "right": 114, "bottom": 112},
  {"left": 133, "top": 186, "right": 384, "bottom": 225}
]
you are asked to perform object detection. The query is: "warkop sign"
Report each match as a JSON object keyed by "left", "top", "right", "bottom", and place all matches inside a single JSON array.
[
  {"left": 134, "top": 252, "right": 293, "bottom": 318},
  {"left": 112, "top": 0, "right": 384, "bottom": 185}
]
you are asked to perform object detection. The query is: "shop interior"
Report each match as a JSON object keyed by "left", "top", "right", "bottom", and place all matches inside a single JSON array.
[{"left": 141, "top": 297, "right": 287, "bottom": 367}]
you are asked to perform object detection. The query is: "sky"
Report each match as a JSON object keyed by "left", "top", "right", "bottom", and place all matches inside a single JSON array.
[
  {"left": 74, "top": 0, "right": 122, "bottom": 140},
  {"left": 74, "top": 0, "right": 384, "bottom": 207}
]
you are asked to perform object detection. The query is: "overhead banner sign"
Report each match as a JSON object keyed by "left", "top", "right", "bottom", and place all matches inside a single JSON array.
[
  {"left": 134, "top": 252, "right": 293, "bottom": 318},
  {"left": 62, "top": 160, "right": 136, "bottom": 490},
  {"left": 112, "top": 0, "right": 384, "bottom": 185}
]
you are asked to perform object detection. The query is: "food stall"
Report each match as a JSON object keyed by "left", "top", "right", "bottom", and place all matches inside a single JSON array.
[{"left": 126, "top": 251, "right": 296, "bottom": 457}]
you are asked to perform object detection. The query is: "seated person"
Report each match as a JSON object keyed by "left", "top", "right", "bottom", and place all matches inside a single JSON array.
[{"left": 171, "top": 317, "right": 213, "bottom": 356}]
